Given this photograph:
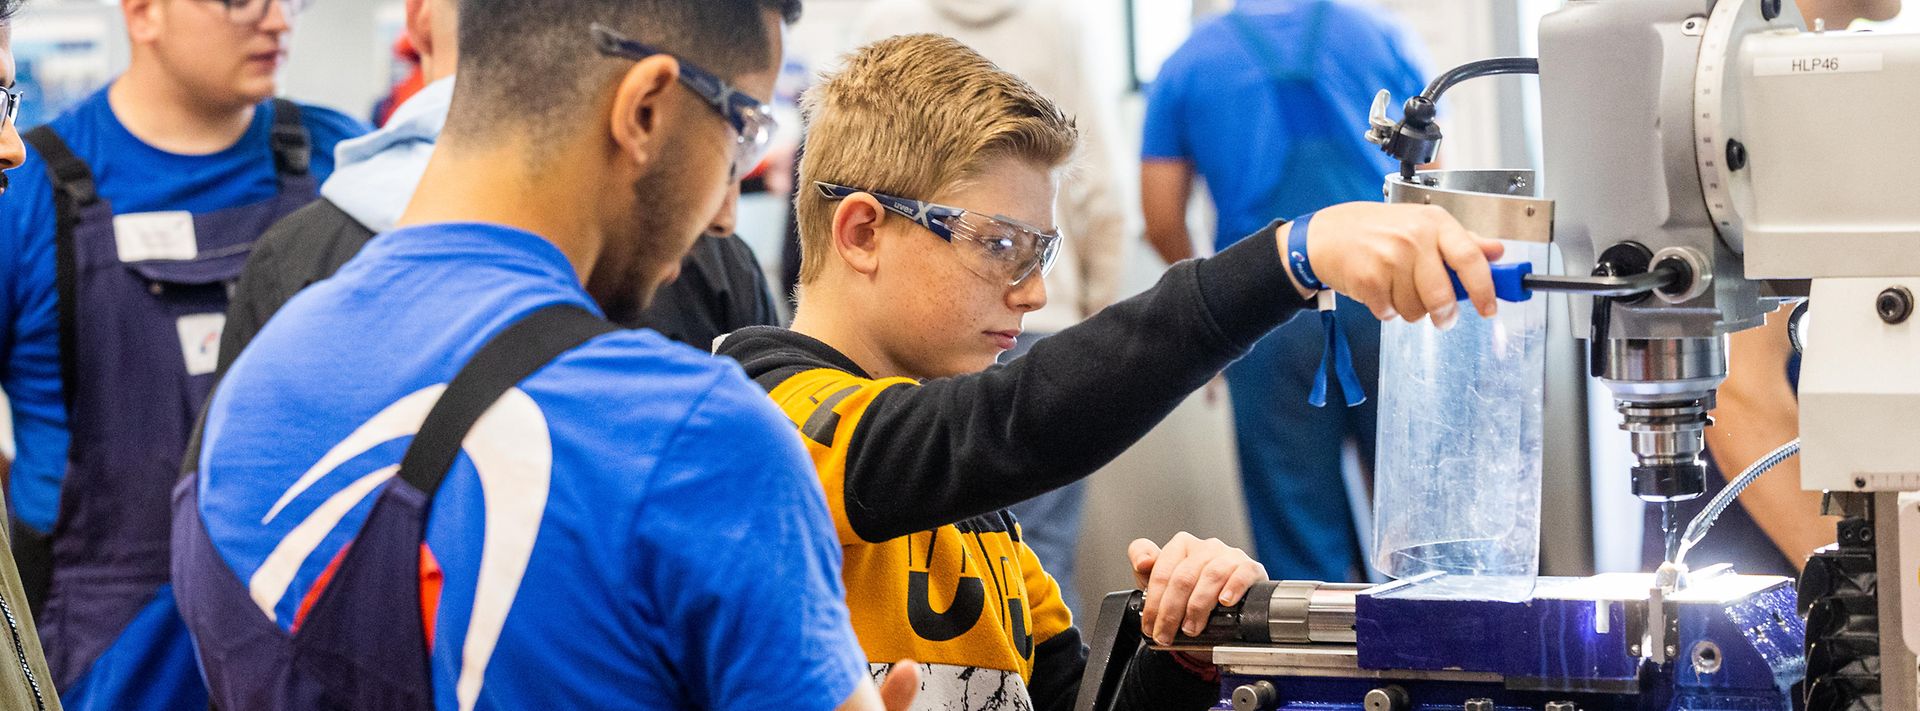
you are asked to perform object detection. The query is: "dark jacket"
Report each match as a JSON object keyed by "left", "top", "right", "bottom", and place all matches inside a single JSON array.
[{"left": 216, "top": 197, "right": 781, "bottom": 375}]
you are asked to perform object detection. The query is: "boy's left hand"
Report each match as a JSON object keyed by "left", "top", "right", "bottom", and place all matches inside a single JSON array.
[{"left": 1129, "top": 533, "right": 1267, "bottom": 646}]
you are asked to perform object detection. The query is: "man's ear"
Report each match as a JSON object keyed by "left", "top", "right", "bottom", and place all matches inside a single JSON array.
[
  {"left": 122, "top": 0, "right": 162, "bottom": 45},
  {"left": 607, "top": 56, "right": 681, "bottom": 171},
  {"left": 404, "top": 0, "right": 433, "bottom": 68},
  {"left": 831, "top": 194, "right": 887, "bottom": 277}
]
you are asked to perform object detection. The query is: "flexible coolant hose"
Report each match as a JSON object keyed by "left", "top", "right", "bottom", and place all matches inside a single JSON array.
[{"left": 1672, "top": 438, "right": 1802, "bottom": 567}]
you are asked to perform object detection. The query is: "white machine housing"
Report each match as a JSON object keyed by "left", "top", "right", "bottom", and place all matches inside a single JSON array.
[{"left": 1726, "top": 29, "right": 1920, "bottom": 494}]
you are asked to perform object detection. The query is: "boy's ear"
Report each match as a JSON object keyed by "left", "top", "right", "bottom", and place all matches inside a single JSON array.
[{"left": 830, "top": 194, "right": 886, "bottom": 277}]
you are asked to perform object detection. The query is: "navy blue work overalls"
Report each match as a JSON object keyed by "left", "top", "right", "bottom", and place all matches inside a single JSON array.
[
  {"left": 20, "top": 100, "right": 316, "bottom": 705},
  {"left": 174, "top": 305, "right": 614, "bottom": 710}
]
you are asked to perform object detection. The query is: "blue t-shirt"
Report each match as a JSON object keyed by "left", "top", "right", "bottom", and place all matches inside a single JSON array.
[
  {"left": 1142, "top": 0, "right": 1428, "bottom": 249},
  {"left": 196, "top": 223, "right": 866, "bottom": 710},
  {"left": 0, "top": 86, "right": 368, "bottom": 532}
]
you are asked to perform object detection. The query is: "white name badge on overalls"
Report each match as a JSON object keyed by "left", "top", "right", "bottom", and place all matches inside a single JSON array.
[
  {"left": 113, "top": 211, "right": 199, "bottom": 262},
  {"left": 175, "top": 313, "right": 225, "bottom": 376}
]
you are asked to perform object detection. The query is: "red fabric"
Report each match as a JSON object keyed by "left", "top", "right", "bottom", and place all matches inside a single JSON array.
[
  {"left": 419, "top": 543, "right": 443, "bottom": 649},
  {"left": 376, "top": 35, "right": 426, "bottom": 127},
  {"left": 291, "top": 544, "right": 353, "bottom": 634}
]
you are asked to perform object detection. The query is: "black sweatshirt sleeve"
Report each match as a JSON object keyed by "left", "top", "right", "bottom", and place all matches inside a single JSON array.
[{"left": 833, "top": 221, "right": 1307, "bottom": 541}]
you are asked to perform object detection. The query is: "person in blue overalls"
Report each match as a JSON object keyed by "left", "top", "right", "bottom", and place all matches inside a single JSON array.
[
  {"left": 0, "top": 0, "right": 366, "bottom": 706},
  {"left": 1140, "top": 0, "right": 1430, "bottom": 581}
]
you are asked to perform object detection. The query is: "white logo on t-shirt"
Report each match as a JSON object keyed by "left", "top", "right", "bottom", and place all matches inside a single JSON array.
[{"left": 245, "top": 385, "right": 553, "bottom": 711}]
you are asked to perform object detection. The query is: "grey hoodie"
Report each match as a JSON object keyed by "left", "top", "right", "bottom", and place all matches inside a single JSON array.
[{"left": 319, "top": 77, "right": 455, "bottom": 234}]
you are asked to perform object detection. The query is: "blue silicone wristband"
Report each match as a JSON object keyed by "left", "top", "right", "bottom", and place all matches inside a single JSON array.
[{"left": 1285, "top": 212, "right": 1324, "bottom": 292}]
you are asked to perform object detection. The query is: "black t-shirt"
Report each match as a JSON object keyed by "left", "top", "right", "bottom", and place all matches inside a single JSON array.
[{"left": 217, "top": 197, "right": 781, "bottom": 376}]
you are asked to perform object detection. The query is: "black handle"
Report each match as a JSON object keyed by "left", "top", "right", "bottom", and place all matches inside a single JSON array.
[{"left": 1072, "top": 591, "right": 1147, "bottom": 711}]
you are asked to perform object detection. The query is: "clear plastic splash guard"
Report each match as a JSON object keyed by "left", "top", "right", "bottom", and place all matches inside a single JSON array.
[{"left": 1371, "top": 170, "right": 1554, "bottom": 602}]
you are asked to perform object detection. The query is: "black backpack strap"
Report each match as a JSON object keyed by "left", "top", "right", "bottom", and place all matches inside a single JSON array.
[
  {"left": 22, "top": 126, "right": 96, "bottom": 419},
  {"left": 267, "top": 98, "right": 311, "bottom": 178},
  {"left": 396, "top": 305, "right": 617, "bottom": 500}
]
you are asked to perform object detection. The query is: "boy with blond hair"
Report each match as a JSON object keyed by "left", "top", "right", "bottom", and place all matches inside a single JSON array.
[{"left": 717, "top": 34, "right": 1505, "bottom": 710}]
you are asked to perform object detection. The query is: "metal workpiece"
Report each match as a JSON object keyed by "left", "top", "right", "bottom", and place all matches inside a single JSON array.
[
  {"left": 1384, "top": 170, "right": 1552, "bottom": 244},
  {"left": 1253, "top": 580, "right": 1366, "bottom": 645}
]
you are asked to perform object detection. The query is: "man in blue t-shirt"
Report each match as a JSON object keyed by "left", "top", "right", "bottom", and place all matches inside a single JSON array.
[
  {"left": 1140, "top": 0, "right": 1428, "bottom": 582},
  {"left": 176, "top": 1, "right": 907, "bottom": 709},
  {"left": 0, "top": 0, "right": 366, "bottom": 706}
]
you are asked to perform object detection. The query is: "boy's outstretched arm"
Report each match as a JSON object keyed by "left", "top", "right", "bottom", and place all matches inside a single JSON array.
[{"left": 726, "top": 202, "right": 1501, "bottom": 543}]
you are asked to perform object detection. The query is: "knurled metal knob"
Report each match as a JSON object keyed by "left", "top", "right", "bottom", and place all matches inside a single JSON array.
[
  {"left": 1363, "top": 686, "right": 1409, "bottom": 711},
  {"left": 1231, "top": 681, "right": 1278, "bottom": 711}
]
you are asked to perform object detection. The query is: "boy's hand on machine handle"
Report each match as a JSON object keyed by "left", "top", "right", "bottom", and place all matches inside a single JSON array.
[
  {"left": 1129, "top": 533, "right": 1266, "bottom": 646},
  {"left": 1281, "top": 202, "right": 1505, "bottom": 328}
]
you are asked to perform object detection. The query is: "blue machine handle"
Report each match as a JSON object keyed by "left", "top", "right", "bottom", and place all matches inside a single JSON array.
[{"left": 1449, "top": 262, "right": 1534, "bottom": 303}]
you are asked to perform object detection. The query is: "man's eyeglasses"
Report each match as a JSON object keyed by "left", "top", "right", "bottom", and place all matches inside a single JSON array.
[
  {"left": 209, "top": 0, "right": 309, "bottom": 25},
  {"left": 1, "top": 86, "right": 20, "bottom": 132},
  {"left": 814, "top": 182, "right": 1063, "bottom": 287},
  {"left": 590, "top": 23, "right": 778, "bottom": 180}
]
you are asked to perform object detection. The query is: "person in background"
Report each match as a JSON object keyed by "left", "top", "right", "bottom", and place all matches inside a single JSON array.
[
  {"left": 0, "top": 0, "right": 366, "bottom": 706},
  {"left": 850, "top": 0, "right": 1130, "bottom": 613},
  {"left": 174, "top": 0, "right": 914, "bottom": 709},
  {"left": 369, "top": 34, "right": 425, "bottom": 128},
  {"left": 0, "top": 1, "right": 65, "bottom": 706},
  {"left": 217, "top": 0, "right": 780, "bottom": 375},
  {"left": 1637, "top": 0, "right": 1901, "bottom": 578},
  {"left": 1140, "top": 0, "right": 1429, "bottom": 581}
]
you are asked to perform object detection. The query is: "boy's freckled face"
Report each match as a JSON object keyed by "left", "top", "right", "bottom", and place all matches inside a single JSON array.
[{"left": 874, "top": 157, "right": 1058, "bottom": 380}]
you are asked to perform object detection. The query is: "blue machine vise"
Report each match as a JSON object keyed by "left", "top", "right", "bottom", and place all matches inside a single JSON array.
[{"left": 1074, "top": 570, "right": 1804, "bottom": 711}]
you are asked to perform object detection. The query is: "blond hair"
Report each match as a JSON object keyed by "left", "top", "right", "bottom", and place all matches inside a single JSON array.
[{"left": 795, "top": 34, "right": 1079, "bottom": 284}]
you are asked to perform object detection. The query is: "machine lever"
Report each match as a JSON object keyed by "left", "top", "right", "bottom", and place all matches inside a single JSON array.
[{"left": 1446, "top": 262, "right": 1684, "bottom": 303}]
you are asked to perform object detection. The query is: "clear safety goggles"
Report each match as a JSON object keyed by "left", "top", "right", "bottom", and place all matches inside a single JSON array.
[
  {"left": 815, "top": 182, "right": 1062, "bottom": 286},
  {"left": 592, "top": 23, "right": 779, "bottom": 180}
]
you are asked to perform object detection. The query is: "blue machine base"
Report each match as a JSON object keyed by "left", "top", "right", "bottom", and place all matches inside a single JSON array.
[{"left": 1212, "top": 573, "right": 1804, "bottom": 711}]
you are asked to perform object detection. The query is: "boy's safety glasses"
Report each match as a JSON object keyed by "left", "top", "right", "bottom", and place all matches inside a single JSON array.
[
  {"left": 591, "top": 23, "right": 778, "bottom": 180},
  {"left": 814, "top": 182, "right": 1062, "bottom": 287}
]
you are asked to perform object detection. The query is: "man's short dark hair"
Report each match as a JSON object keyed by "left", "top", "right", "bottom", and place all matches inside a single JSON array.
[
  {"left": 448, "top": 0, "right": 800, "bottom": 142},
  {"left": 1, "top": 0, "right": 25, "bottom": 22}
]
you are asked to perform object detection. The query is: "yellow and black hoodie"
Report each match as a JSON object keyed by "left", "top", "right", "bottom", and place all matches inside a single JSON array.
[{"left": 716, "top": 223, "right": 1309, "bottom": 711}]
